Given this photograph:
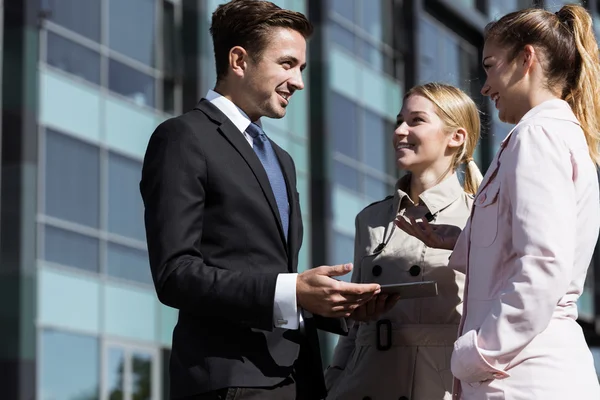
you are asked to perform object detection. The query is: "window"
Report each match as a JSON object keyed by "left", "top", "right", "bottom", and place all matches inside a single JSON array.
[
  {"left": 44, "top": 225, "right": 100, "bottom": 273},
  {"left": 329, "top": 0, "right": 356, "bottom": 22},
  {"left": 361, "top": 109, "right": 387, "bottom": 173},
  {"left": 41, "top": 0, "right": 182, "bottom": 113},
  {"left": 108, "top": 59, "right": 155, "bottom": 108},
  {"left": 330, "top": 92, "right": 359, "bottom": 159},
  {"left": 46, "top": 31, "right": 101, "bottom": 85},
  {"left": 107, "top": 243, "right": 152, "bottom": 285},
  {"left": 333, "top": 160, "right": 360, "bottom": 192},
  {"left": 108, "top": 0, "right": 156, "bottom": 67},
  {"left": 332, "top": 232, "right": 355, "bottom": 279},
  {"left": 44, "top": 0, "right": 101, "bottom": 41},
  {"left": 108, "top": 152, "right": 145, "bottom": 241},
  {"left": 45, "top": 129, "right": 100, "bottom": 228},
  {"left": 41, "top": 329, "right": 99, "bottom": 400},
  {"left": 105, "top": 343, "right": 158, "bottom": 400}
]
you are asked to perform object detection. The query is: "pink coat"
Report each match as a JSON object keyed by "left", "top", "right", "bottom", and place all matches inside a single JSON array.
[{"left": 449, "top": 99, "right": 600, "bottom": 400}]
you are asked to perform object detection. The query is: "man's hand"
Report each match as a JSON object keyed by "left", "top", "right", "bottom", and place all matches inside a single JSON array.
[
  {"left": 350, "top": 293, "right": 401, "bottom": 322},
  {"left": 296, "top": 264, "right": 380, "bottom": 318},
  {"left": 394, "top": 215, "right": 461, "bottom": 251}
]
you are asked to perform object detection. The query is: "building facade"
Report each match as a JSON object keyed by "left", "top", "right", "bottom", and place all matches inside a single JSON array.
[{"left": 0, "top": 0, "right": 598, "bottom": 399}]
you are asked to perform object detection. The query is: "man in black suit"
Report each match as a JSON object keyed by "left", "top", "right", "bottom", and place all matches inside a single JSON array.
[{"left": 140, "top": 1, "right": 382, "bottom": 399}]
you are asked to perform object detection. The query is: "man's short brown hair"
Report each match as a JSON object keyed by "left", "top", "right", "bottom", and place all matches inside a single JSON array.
[{"left": 210, "top": 0, "right": 313, "bottom": 82}]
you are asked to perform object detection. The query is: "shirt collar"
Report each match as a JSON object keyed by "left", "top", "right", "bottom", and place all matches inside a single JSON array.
[
  {"left": 393, "top": 172, "right": 465, "bottom": 216},
  {"left": 205, "top": 89, "right": 261, "bottom": 134},
  {"left": 500, "top": 98, "right": 579, "bottom": 147}
]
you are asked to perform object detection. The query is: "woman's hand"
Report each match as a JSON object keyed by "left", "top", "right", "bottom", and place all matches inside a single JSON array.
[{"left": 394, "top": 215, "right": 461, "bottom": 251}]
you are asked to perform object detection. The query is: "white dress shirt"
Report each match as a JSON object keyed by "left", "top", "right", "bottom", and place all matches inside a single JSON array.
[{"left": 205, "top": 90, "right": 303, "bottom": 330}]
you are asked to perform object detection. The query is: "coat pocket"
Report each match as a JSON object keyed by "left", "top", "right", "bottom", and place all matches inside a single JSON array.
[{"left": 470, "top": 179, "right": 501, "bottom": 248}]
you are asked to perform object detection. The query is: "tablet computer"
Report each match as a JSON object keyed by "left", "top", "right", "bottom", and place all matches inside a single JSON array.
[{"left": 379, "top": 280, "right": 438, "bottom": 298}]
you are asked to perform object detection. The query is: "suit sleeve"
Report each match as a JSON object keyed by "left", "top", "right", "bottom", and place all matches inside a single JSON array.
[
  {"left": 324, "top": 214, "right": 364, "bottom": 388},
  {"left": 451, "top": 125, "right": 576, "bottom": 383},
  {"left": 140, "top": 118, "right": 278, "bottom": 331}
]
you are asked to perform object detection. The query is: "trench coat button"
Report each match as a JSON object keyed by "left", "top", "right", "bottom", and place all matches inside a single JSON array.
[
  {"left": 409, "top": 265, "right": 421, "bottom": 276},
  {"left": 372, "top": 265, "right": 382, "bottom": 276}
]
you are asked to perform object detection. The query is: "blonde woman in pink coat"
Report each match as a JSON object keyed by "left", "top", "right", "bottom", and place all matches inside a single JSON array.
[{"left": 397, "top": 5, "right": 600, "bottom": 400}]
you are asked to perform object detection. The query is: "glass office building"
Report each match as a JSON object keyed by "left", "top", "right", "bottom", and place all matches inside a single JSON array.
[{"left": 0, "top": 0, "right": 598, "bottom": 399}]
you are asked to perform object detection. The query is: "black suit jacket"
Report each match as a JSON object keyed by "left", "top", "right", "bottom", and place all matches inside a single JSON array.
[{"left": 140, "top": 99, "right": 343, "bottom": 399}]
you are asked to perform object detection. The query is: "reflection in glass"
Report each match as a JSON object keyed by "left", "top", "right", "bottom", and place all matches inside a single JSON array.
[
  {"left": 45, "top": 0, "right": 101, "bottom": 41},
  {"left": 108, "top": 152, "right": 146, "bottom": 240},
  {"left": 44, "top": 225, "right": 99, "bottom": 273},
  {"left": 332, "top": 231, "right": 354, "bottom": 275},
  {"left": 131, "top": 352, "right": 153, "bottom": 400},
  {"left": 364, "top": 175, "right": 388, "bottom": 201},
  {"left": 109, "top": 0, "right": 156, "bottom": 66},
  {"left": 330, "top": 23, "right": 354, "bottom": 53},
  {"left": 108, "top": 347, "right": 125, "bottom": 400},
  {"left": 45, "top": 129, "right": 100, "bottom": 227},
  {"left": 358, "top": 0, "right": 382, "bottom": 39},
  {"left": 108, "top": 59, "right": 155, "bottom": 107},
  {"left": 329, "top": 0, "right": 355, "bottom": 22},
  {"left": 333, "top": 161, "right": 360, "bottom": 192},
  {"left": 330, "top": 92, "right": 358, "bottom": 159},
  {"left": 46, "top": 32, "right": 101, "bottom": 85},
  {"left": 41, "top": 329, "right": 99, "bottom": 400},
  {"left": 362, "top": 109, "right": 386, "bottom": 173},
  {"left": 107, "top": 243, "right": 152, "bottom": 285}
]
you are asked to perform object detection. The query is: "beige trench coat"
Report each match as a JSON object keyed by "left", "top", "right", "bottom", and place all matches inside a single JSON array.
[{"left": 325, "top": 174, "right": 473, "bottom": 400}]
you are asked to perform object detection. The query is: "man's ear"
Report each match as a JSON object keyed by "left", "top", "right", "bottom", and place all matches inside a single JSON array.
[{"left": 229, "top": 46, "right": 248, "bottom": 78}]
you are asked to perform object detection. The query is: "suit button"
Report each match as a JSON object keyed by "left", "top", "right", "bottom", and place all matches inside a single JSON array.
[
  {"left": 409, "top": 265, "right": 421, "bottom": 276},
  {"left": 399, "top": 397, "right": 409, "bottom": 400},
  {"left": 372, "top": 265, "right": 382, "bottom": 276},
  {"left": 362, "top": 397, "right": 372, "bottom": 400}
]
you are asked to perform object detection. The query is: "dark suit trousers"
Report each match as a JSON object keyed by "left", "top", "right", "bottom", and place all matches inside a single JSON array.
[{"left": 179, "top": 376, "right": 306, "bottom": 400}]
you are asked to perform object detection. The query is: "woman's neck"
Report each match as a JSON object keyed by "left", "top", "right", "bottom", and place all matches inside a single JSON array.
[{"left": 408, "top": 168, "right": 452, "bottom": 205}]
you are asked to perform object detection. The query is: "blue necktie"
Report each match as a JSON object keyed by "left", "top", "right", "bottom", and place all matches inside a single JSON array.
[{"left": 246, "top": 123, "right": 289, "bottom": 240}]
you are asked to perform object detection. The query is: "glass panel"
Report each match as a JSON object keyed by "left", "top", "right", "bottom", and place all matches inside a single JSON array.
[
  {"left": 333, "top": 161, "right": 359, "bottom": 192},
  {"left": 108, "top": 152, "right": 145, "bottom": 240},
  {"left": 332, "top": 185, "right": 370, "bottom": 235},
  {"left": 108, "top": 347, "right": 125, "bottom": 400},
  {"left": 39, "top": 267, "right": 101, "bottom": 333},
  {"left": 41, "top": 329, "right": 99, "bottom": 400},
  {"left": 39, "top": 70, "right": 102, "bottom": 143},
  {"left": 109, "top": 0, "right": 156, "bottom": 66},
  {"left": 330, "top": 92, "right": 358, "bottom": 159},
  {"left": 44, "top": 225, "right": 99, "bottom": 273},
  {"left": 330, "top": 23, "right": 355, "bottom": 54},
  {"left": 107, "top": 243, "right": 152, "bottom": 285},
  {"left": 359, "top": 40, "right": 384, "bottom": 71},
  {"left": 105, "top": 97, "right": 156, "bottom": 159},
  {"left": 441, "top": 35, "right": 460, "bottom": 86},
  {"left": 131, "top": 352, "right": 153, "bottom": 400},
  {"left": 45, "top": 129, "right": 100, "bottom": 227},
  {"left": 46, "top": 32, "right": 101, "bottom": 85},
  {"left": 329, "top": 0, "right": 355, "bottom": 22},
  {"left": 108, "top": 59, "right": 155, "bottom": 107},
  {"left": 104, "top": 284, "right": 157, "bottom": 342},
  {"left": 362, "top": 109, "right": 387, "bottom": 172},
  {"left": 45, "top": 0, "right": 101, "bottom": 41},
  {"left": 364, "top": 175, "right": 388, "bottom": 201},
  {"left": 332, "top": 231, "right": 355, "bottom": 277},
  {"left": 358, "top": 0, "right": 382, "bottom": 39}
]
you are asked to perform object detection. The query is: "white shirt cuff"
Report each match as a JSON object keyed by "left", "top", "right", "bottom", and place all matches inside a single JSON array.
[{"left": 273, "top": 273, "right": 300, "bottom": 329}]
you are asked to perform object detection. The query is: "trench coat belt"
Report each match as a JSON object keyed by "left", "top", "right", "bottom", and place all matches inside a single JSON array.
[{"left": 355, "top": 323, "right": 458, "bottom": 347}]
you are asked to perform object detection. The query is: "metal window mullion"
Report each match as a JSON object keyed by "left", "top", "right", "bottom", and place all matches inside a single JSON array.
[{"left": 43, "top": 21, "right": 103, "bottom": 53}]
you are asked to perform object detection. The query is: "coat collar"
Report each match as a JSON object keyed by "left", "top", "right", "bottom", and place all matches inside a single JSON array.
[
  {"left": 500, "top": 99, "right": 579, "bottom": 148},
  {"left": 392, "top": 172, "right": 464, "bottom": 216}
]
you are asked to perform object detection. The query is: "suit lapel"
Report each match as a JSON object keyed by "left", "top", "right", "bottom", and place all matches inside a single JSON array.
[{"left": 195, "top": 100, "right": 288, "bottom": 249}]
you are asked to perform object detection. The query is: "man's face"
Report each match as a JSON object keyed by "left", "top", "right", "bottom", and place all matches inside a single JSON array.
[{"left": 241, "top": 27, "right": 307, "bottom": 121}]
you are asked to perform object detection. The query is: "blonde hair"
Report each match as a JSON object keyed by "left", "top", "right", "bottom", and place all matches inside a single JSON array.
[
  {"left": 485, "top": 5, "right": 600, "bottom": 166},
  {"left": 404, "top": 82, "right": 483, "bottom": 195}
]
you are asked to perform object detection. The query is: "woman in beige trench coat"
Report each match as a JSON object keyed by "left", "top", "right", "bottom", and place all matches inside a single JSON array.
[{"left": 325, "top": 83, "right": 483, "bottom": 400}]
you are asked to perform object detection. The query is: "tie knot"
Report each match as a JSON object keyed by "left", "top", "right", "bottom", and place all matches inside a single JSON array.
[{"left": 246, "top": 123, "right": 265, "bottom": 139}]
